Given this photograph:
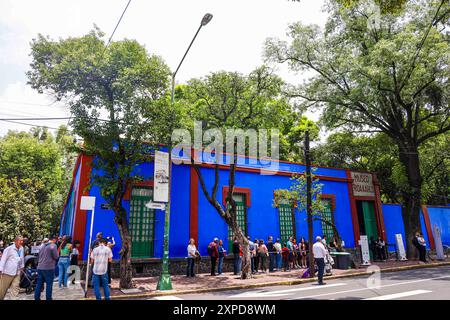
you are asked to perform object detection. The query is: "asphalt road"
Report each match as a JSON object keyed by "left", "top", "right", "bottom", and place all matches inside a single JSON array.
[{"left": 148, "top": 265, "right": 450, "bottom": 300}]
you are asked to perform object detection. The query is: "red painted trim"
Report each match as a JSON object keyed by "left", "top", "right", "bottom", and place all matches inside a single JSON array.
[
  {"left": 197, "top": 163, "right": 350, "bottom": 183},
  {"left": 319, "top": 194, "right": 336, "bottom": 211},
  {"left": 59, "top": 154, "right": 83, "bottom": 223},
  {"left": 222, "top": 186, "right": 251, "bottom": 207},
  {"left": 123, "top": 180, "right": 154, "bottom": 201},
  {"left": 189, "top": 148, "right": 350, "bottom": 172},
  {"left": 72, "top": 154, "right": 93, "bottom": 259},
  {"left": 372, "top": 174, "right": 387, "bottom": 242},
  {"left": 421, "top": 205, "right": 435, "bottom": 250},
  {"left": 189, "top": 166, "right": 199, "bottom": 243},
  {"left": 353, "top": 196, "right": 376, "bottom": 201},
  {"left": 346, "top": 169, "right": 360, "bottom": 245}
]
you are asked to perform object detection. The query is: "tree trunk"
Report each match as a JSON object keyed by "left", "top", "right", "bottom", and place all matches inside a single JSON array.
[
  {"left": 114, "top": 206, "right": 133, "bottom": 289},
  {"left": 398, "top": 143, "right": 422, "bottom": 260}
]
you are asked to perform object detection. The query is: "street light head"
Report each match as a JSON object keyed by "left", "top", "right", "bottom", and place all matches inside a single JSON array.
[{"left": 201, "top": 13, "right": 213, "bottom": 26}]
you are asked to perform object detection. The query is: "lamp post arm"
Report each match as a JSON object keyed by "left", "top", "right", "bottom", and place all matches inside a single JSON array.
[{"left": 171, "top": 24, "right": 203, "bottom": 104}]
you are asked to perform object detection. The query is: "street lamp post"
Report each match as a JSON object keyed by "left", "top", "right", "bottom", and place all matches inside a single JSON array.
[{"left": 156, "top": 13, "right": 213, "bottom": 291}]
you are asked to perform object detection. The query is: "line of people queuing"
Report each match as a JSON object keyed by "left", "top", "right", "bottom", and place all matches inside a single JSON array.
[
  {"left": 184, "top": 234, "right": 339, "bottom": 277},
  {"left": 0, "top": 232, "right": 114, "bottom": 300}
]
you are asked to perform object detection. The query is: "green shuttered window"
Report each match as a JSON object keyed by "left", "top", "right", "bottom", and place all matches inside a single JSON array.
[{"left": 130, "top": 187, "right": 155, "bottom": 258}]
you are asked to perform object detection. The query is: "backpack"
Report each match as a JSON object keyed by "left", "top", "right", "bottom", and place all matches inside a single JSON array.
[{"left": 207, "top": 243, "right": 214, "bottom": 256}]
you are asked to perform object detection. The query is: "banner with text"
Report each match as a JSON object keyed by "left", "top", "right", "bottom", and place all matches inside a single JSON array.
[{"left": 154, "top": 151, "right": 170, "bottom": 202}]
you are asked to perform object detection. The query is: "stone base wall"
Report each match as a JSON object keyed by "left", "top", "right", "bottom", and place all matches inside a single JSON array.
[{"left": 79, "top": 256, "right": 239, "bottom": 279}]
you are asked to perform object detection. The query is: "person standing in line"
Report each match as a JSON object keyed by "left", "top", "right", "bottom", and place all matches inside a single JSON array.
[
  {"left": 70, "top": 240, "right": 80, "bottom": 285},
  {"left": 217, "top": 239, "right": 226, "bottom": 275},
  {"left": 35, "top": 237, "right": 59, "bottom": 300},
  {"left": 0, "top": 236, "right": 24, "bottom": 300},
  {"left": 186, "top": 238, "right": 198, "bottom": 277},
  {"left": 253, "top": 238, "right": 259, "bottom": 273},
  {"left": 232, "top": 237, "right": 241, "bottom": 275},
  {"left": 376, "top": 237, "right": 387, "bottom": 262},
  {"left": 300, "top": 237, "right": 307, "bottom": 268},
  {"left": 274, "top": 238, "right": 282, "bottom": 271},
  {"left": 91, "top": 238, "right": 113, "bottom": 300},
  {"left": 247, "top": 237, "right": 256, "bottom": 274},
  {"left": 287, "top": 236, "right": 295, "bottom": 270},
  {"left": 267, "top": 236, "right": 276, "bottom": 272},
  {"left": 313, "top": 236, "right": 327, "bottom": 285},
  {"left": 258, "top": 239, "right": 268, "bottom": 273},
  {"left": 207, "top": 238, "right": 219, "bottom": 276},
  {"left": 281, "top": 243, "right": 290, "bottom": 271},
  {"left": 57, "top": 237, "right": 72, "bottom": 288},
  {"left": 418, "top": 233, "right": 427, "bottom": 263},
  {"left": 106, "top": 237, "right": 115, "bottom": 285}
]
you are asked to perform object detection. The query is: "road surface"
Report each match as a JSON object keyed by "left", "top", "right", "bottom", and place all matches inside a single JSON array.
[{"left": 146, "top": 265, "right": 450, "bottom": 300}]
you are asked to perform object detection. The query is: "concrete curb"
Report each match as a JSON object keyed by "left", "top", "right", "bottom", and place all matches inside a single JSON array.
[{"left": 82, "top": 261, "right": 450, "bottom": 300}]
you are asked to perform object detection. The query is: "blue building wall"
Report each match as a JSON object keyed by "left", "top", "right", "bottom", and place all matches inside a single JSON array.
[
  {"left": 380, "top": 204, "right": 447, "bottom": 251},
  {"left": 426, "top": 206, "right": 450, "bottom": 246},
  {"left": 80, "top": 159, "right": 191, "bottom": 260},
  {"left": 195, "top": 166, "right": 355, "bottom": 257}
]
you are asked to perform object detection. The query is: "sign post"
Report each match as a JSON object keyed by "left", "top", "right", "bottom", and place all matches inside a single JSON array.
[
  {"left": 433, "top": 225, "right": 445, "bottom": 261},
  {"left": 154, "top": 151, "right": 172, "bottom": 290},
  {"left": 395, "top": 234, "right": 407, "bottom": 261},
  {"left": 80, "top": 196, "right": 96, "bottom": 298},
  {"left": 360, "top": 235, "right": 371, "bottom": 266}
]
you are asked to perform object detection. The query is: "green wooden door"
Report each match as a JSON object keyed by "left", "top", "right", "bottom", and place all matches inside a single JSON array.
[
  {"left": 228, "top": 194, "right": 247, "bottom": 250},
  {"left": 278, "top": 203, "right": 294, "bottom": 244},
  {"left": 321, "top": 199, "right": 334, "bottom": 242},
  {"left": 130, "top": 187, "right": 155, "bottom": 258},
  {"left": 362, "top": 201, "right": 378, "bottom": 241}
]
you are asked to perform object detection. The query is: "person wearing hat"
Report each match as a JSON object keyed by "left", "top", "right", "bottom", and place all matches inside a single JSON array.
[{"left": 313, "top": 236, "right": 327, "bottom": 285}]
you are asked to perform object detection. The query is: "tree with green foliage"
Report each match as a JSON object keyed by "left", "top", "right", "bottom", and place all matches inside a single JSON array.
[
  {"left": 313, "top": 132, "right": 449, "bottom": 205},
  {"left": 177, "top": 66, "right": 296, "bottom": 279},
  {"left": 27, "top": 29, "right": 173, "bottom": 288},
  {"left": 266, "top": 0, "right": 449, "bottom": 258},
  {"left": 0, "top": 128, "right": 71, "bottom": 239},
  {"left": 0, "top": 178, "right": 47, "bottom": 242}
]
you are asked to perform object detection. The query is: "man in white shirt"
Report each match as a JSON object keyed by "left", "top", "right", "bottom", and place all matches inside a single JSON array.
[
  {"left": 313, "top": 236, "right": 327, "bottom": 285},
  {"left": 0, "top": 236, "right": 24, "bottom": 299},
  {"left": 90, "top": 238, "right": 113, "bottom": 300}
]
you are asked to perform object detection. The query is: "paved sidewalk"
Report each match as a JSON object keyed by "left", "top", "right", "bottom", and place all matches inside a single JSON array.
[
  {"left": 83, "top": 259, "right": 450, "bottom": 300},
  {"left": 4, "top": 280, "right": 85, "bottom": 300}
]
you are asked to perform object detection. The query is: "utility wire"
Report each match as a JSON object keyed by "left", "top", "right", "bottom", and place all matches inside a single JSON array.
[{"left": 0, "top": 119, "right": 59, "bottom": 130}]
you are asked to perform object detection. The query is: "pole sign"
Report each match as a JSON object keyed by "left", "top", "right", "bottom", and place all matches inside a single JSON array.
[
  {"left": 145, "top": 201, "right": 166, "bottom": 210},
  {"left": 395, "top": 233, "right": 407, "bottom": 261},
  {"left": 360, "top": 235, "right": 371, "bottom": 265},
  {"left": 80, "top": 196, "right": 96, "bottom": 210},
  {"left": 433, "top": 225, "right": 445, "bottom": 260},
  {"left": 154, "top": 151, "right": 170, "bottom": 203}
]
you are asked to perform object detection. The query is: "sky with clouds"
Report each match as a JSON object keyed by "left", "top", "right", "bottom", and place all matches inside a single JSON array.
[{"left": 0, "top": 0, "right": 328, "bottom": 136}]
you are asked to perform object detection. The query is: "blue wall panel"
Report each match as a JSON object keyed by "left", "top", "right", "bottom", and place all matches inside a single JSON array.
[{"left": 426, "top": 206, "right": 450, "bottom": 247}]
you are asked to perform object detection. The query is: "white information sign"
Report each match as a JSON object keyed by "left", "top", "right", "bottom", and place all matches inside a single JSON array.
[
  {"left": 395, "top": 233, "right": 407, "bottom": 261},
  {"left": 154, "top": 151, "right": 170, "bottom": 202},
  {"left": 433, "top": 225, "right": 445, "bottom": 261},
  {"left": 360, "top": 235, "right": 371, "bottom": 265},
  {"left": 145, "top": 201, "right": 166, "bottom": 210},
  {"left": 80, "top": 196, "right": 96, "bottom": 210},
  {"left": 351, "top": 172, "right": 375, "bottom": 197}
]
